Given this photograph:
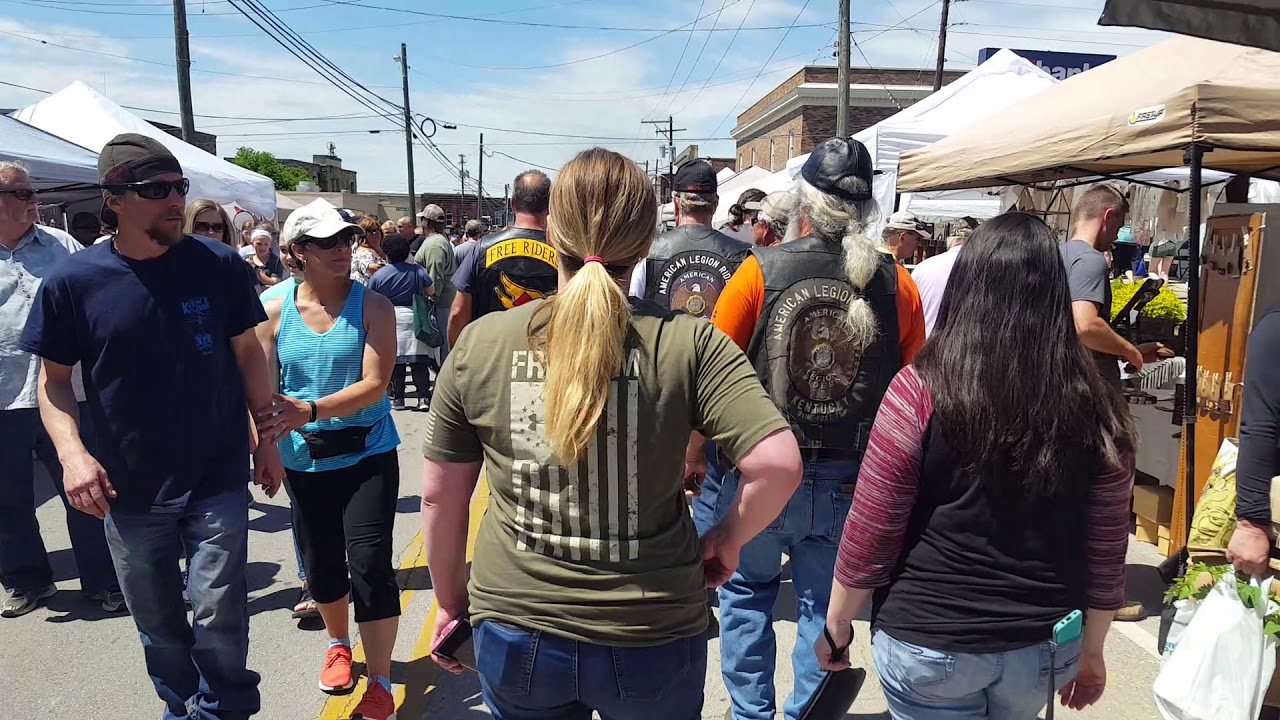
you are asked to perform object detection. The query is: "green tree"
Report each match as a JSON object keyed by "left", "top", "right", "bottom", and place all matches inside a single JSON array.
[{"left": 229, "top": 146, "right": 313, "bottom": 192}]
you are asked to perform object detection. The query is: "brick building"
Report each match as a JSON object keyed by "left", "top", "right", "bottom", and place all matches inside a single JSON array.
[
  {"left": 732, "top": 66, "right": 966, "bottom": 172},
  {"left": 278, "top": 153, "right": 358, "bottom": 193}
]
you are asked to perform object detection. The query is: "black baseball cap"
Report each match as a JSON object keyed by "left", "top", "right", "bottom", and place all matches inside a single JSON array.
[
  {"left": 673, "top": 160, "right": 717, "bottom": 194},
  {"left": 99, "top": 133, "right": 182, "bottom": 186},
  {"left": 800, "top": 137, "right": 876, "bottom": 203}
]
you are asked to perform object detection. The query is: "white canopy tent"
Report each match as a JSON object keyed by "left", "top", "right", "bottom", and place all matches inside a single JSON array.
[
  {"left": 0, "top": 115, "right": 99, "bottom": 192},
  {"left": 12, "top": 82, "right": 276, "bottom": 218},
  {"left": 754, "top": 50, "right": 1060, "bottom": 230},
  {"left": 711, "top": 165, "right": 772, "bottom": 225}
]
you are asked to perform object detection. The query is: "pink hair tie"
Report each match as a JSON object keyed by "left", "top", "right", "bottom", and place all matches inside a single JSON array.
[{"left": 583, "top": 256, "right": 605, "bottom": 265}]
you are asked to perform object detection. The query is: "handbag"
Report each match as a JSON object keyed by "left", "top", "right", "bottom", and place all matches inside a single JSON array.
[{"left": 413, "top": 293, "right": 442, "bottom": 348}]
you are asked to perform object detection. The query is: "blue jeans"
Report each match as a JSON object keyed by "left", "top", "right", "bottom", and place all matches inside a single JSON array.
[
  {"left": 691, "top": 443, "right": 728, "bottom": 538},
  {"left": 435, "top": 303, "right": 451, "bottom": 364},
  {"left": 474, "top": 620, "right": 707, "bottom": 720},
  {"left": 717, "top": 458, "right": 860, "bottom": 720},
  {"left": 0, "top": 405, "right": 118, "bottom": 595},
  {"left": 872, "top": 630, "right": 1082, "bottom": 720},
  {"left": 105, "top": 488, "right": 260, "bottom": 720}
]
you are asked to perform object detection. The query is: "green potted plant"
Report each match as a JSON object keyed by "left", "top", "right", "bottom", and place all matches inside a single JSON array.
[{"left": 1111, "top": 280, "right": 1188, "bottom": 354}]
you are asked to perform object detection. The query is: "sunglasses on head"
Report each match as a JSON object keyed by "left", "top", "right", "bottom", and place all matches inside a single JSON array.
[
  {"left": 1, "top": 188, "right": 35, "bottom": 202},
  {"left": 194, "top": 221, "right": 226, "bottom": 235},
  {"left": 300, "top": 229, "right": 357, "bottom": 250},
  {"left": 111, "top": 178, "right": 191, "bottom": 200}
]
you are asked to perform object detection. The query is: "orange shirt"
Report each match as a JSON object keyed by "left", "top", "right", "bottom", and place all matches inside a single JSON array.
[{"left": 711, "top": 254, "right": 926, "bottom": 364}]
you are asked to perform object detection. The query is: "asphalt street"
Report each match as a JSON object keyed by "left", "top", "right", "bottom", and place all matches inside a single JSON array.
[{"left": 0, "top": 409, "right": 1170, "bottom": 719}]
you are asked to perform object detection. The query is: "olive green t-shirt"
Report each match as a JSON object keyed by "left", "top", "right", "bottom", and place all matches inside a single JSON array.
[{"left": 421, "top": 298, "right": 788, "bottom": 646}]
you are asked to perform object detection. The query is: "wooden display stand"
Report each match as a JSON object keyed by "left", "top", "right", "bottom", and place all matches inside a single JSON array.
[{"left": 1171, "top": 205, "right": 1280, "bottom": 551}]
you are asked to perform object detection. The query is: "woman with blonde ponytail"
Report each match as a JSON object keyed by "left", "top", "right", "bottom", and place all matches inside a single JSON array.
[{"left": 421, "top": 147, "right": 802, "bottom": 720}]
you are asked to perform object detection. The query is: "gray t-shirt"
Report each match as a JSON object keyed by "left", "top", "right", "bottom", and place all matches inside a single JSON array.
[{"left": 1060, "top": 239, "right": 1118, "bottom": 381}]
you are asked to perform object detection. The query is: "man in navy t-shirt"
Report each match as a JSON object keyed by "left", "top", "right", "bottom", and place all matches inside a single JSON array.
[{"left": 19, "top": 134, "right": 283, "bottom": 720}]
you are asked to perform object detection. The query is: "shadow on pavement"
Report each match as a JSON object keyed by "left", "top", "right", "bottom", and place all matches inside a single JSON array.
[
  {"left": 1125, "top": 563, "right": 1168, "bottom": 615},
  {"left": 397, "top": 564, "right": 433, "bottom": 592},
  {"left": 248, "top": 502, "right": 295, "bottom": 535},
  {"left": 248, "top": 586, "right": 303, "bottom": 617},
  {"left": 43, "top": 590, "right": 129, "bottom": 624},
  {"left": 246, "top": 561, "right": 283, "bottom": 594},
  {"left": 394, "top": 654, "right": 488, "bottom": 720},
  {"left": 397, "top": 495, "right": 422, "bottom": 515}
]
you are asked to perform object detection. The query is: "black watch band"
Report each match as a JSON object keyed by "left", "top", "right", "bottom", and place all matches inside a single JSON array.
[{"left": 307, "top": 400, "right": 317, "bottom": 423}]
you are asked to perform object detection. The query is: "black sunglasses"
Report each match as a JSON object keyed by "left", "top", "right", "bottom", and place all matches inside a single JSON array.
[
  {"left": 111, "top": 178, "right": 191, "bottom": 200},
  {"left": 1, "top": 188, "right": 35, "bottom": 202},
  {"left": 193, "top": 221, "right": 226, "bottom": 235},
  {"left": 300, "top": 229, "right": 358, "bottom": 250}
]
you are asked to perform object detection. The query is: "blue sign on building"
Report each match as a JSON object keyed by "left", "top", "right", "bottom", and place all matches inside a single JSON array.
[{"left": 978, "top": 48, "right": 1117, "bottom": 80}]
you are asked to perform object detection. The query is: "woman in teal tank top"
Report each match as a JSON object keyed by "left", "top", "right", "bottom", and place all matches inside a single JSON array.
[{"left": 252, "top": 200, "right": 402, "bottom": 720}]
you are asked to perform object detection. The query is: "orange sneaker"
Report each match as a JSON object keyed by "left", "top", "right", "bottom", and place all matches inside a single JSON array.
[
  {"left": 350, "top": 680, "right": 396, "bottom": 720},
  {"left": 319, "top": 644, "right": 355, "bottom": 694}
]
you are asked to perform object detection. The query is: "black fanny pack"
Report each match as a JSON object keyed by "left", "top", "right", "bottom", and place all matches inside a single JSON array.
[{"left": 300, "top": 424, "right": 373, "bottom": 460}]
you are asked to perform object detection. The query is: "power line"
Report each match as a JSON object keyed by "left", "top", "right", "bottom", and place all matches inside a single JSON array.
[
  {"left": 0, "top": 28, "right": 401, "bottom": 88},
  {"left": 0, "top": 0, "right": 330, "bottom": 16},
  {"left": 401, "top": 0, "right": 747, "bottom": 71},
  {"left": 644, "top": 0, "right": 706, "bottom": 121},
  {"left": 486, "top": 150, "right": 559, "bottom": 174},
  {"left": 708, "top": 0, "right": 814, "bottom": 137},
  {"left": 672, "top": 0, "right": 759, "bottom": 115}
]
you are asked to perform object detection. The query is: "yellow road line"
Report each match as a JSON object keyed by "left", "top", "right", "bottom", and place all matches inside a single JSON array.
[
  {"left": 397, "top": 477, "right": 489, "bottom": 719},
  {"left": 315, "top": 477, "right": 488, "bottom": 720}
]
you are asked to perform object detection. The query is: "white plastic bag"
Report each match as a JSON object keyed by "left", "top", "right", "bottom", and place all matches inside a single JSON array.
[
  {"left": 1161, "top": 598, "right": 1199, "bottom": 663},
  {"left": 1154, "top": 571, "right": 1277, "bottom": 720}
]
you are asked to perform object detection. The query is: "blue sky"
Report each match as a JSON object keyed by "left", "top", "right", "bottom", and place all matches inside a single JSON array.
[{"left": 0, "top": 0, "right": 1167, "bottom": 194}]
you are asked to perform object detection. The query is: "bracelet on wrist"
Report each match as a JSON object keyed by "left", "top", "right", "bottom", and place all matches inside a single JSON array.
[{"left": 308, "top": 400, "right": 318, "bottom": 423}]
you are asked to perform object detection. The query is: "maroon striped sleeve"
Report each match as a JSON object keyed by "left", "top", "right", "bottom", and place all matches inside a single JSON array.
[
  {"left": 834, "top": 365, "right": 932, "bottom": 589},
  {"left": 1087, "top": 452, "right": 1134, "bottom": 610}
]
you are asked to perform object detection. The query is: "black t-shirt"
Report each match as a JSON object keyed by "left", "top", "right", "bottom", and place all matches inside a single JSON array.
[{"left": 19, "top": 236, "right": 266, "bottom": 511}]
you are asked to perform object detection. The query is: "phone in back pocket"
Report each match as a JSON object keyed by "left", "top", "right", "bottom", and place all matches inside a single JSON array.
[{"left": 1053, "top": 610, "right": 1083, "bottom": 646}]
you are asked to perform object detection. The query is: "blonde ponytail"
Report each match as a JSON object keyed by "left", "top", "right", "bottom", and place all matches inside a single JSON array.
[{"left": 529, "top": 148, "right": 657, "bottom": 463}]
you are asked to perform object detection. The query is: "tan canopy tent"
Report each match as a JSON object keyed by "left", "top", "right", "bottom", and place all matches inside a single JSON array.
[
  {"left": 898, "top": 35, "right": 1280, "bottom": 548},
  {"left": 1100, "top": 0, "right": 1280, "bottom": 54},
  {"left": 896, "top": 36, "right": 1280, "bottom": 193}
]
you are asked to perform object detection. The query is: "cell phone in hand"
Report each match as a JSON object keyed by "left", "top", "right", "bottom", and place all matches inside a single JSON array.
[{"left": 431, "top": 617, "right": 476, "bottom": 670}]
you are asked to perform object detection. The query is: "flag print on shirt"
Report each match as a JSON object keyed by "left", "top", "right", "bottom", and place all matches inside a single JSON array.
[{"left": 509, "top": 348, "right": 641, "bottom": 562}]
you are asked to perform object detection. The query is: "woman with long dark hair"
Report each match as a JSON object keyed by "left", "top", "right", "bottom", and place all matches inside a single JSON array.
[{"left": 816, "top": 212, "right": 1135, "bottom": 719}]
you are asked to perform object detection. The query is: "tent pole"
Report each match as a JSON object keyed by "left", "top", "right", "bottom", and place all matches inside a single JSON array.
[{"left": 1183, "top": 143, "right": 1203, "bottom": 544}]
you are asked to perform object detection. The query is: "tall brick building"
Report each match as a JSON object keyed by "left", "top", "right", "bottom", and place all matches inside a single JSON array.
[{"left": 732, "top": 66, "right": 965, "bottom": 172}]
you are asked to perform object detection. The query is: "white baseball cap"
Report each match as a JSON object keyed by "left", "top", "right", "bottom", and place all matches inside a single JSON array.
[
  {"left": 885, "top": 210, "right": 932, "bottom": 240},
  {"left": 282, "top": 198, "right": 363, "bottom": 246}
]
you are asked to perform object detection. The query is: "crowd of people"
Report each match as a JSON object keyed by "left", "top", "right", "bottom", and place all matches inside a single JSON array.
[{"left": 0, "top": 129, "right": 1147, "bottom": 720}]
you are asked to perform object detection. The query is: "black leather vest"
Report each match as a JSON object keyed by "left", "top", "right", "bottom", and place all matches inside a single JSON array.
[
  {"left": 747, "top": 237, "right": 902, "bottom": 459},
  {"left": 643, "top": 225, "right": 750, "bottom": 318},
  {"left": 470, "top": 227, "right": 559, "bottom": 319}
]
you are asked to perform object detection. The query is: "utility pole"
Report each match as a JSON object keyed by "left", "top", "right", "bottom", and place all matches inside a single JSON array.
[
  {"left": 477, "top": 133, "right": 484, "bottom": 220},
  {"left": 396, "top": 44, "right": 416, "bottom": 217},
  {"left": 503, "top": 182, "right": 510, "bottom": 226},
  {"left": 836, "top": 0, "right": 850, "bottom": 138},
  {"left": 172, "top": 0, "right": 196, "bottom": 141},
  {"left": 458, "top": 154, "right": 467, "bottom": 222},
  {"left": 642, "top": 116, "right": 685, "bottom": 202},
  {"left": 934, "top": 0, "right": 951, "bottom": 92}
]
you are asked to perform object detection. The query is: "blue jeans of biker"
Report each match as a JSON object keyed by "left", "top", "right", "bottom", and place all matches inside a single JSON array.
[
  {"left": 872, "top": 630, "right": 1082, "bottom": 720},
  {"left": 716, "top": 458, "right": 860, "bottom": 720},
  {"left": 105, "top": 488, "right": 260, "bottom": 720},
  {"left": 474, "top": 620, "right": 708, "bottom": 720},
  {"left": 691, "top": 443, "right": 729, "bottom": 538},
  {"left": 0, "top": 405, "right": 118, "bottom": 595}
]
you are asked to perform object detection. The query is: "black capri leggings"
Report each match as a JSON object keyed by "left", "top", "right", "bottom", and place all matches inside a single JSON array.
[{"left": 286, "top": 449, "right": 401, "bottom": 622}]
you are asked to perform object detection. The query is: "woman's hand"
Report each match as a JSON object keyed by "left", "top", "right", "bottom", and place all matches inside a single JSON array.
[
  {"left": 814, "top": 620, "right": 853, "bottom": 672},
  {"left": 430, "top": 604, "right": 467, "bottom": 675},
  {"left": 700, "top": 525, "right": 741, "bottom": 588},
  {"left": 254, "top": 393, "right": 312, "bottom": 442},
  {"left": 1059, "top": 650, "right": 1106, "bottom": 710}
]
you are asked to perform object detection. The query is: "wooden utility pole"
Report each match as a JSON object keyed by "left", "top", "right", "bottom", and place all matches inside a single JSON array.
[
  {"left": 172, "top": 0, "right": 196, "bottom": 141},
  {"left": 837, "top": 0, "right": 850, "bottom": 137},
  {"left": 934, "top": 0, "right": 951, "bottom": 91},
  {"left": 477, "top": 133, "right": 484, "bottom": 219},
  {"left": 397, "top": 44, "right": 416, "bottom": 216},
  {"left": 458, "top": 154, "right": 467, "bottom": 221}
]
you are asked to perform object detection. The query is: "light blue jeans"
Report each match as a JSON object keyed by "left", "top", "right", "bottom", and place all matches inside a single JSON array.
[
  {"left": 105, "top": 488, "right": 260, "bottom": 720},
  {"left": 872, "top": 630, "right": 1082, "bottom": 720},
  {"left": 716, "top": 459, "right": 860, "bottom": 720}
]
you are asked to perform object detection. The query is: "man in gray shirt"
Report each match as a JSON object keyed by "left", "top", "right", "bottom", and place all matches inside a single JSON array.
[
  {"left": 1061, "top": 185, "right": 1163, "bottom": 382},
  {"left": 413, "top": 204, "right": 456, "bottom": 361}
]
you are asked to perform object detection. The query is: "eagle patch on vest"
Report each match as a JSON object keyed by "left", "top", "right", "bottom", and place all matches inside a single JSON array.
[
  {"left": 496, "top": 272, "right": 548, "bottom": 309},
  {"left": 654, "top": 250, "right": 733, "bottom": 318},
  {"left": 766, "top": 278, "right": 861, "bottom": 424}
]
